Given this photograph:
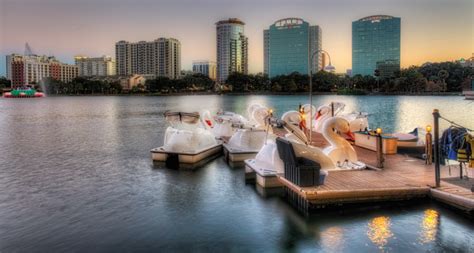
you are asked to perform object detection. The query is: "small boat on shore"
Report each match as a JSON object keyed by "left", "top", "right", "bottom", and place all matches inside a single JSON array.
[
  {"left": 151, "top": 111, "right": 222, "bottom": 169},
  {"left": 3, "top": 86, "right": 45, "bottom": 98},
  {"left": 392, "top": 128, "right": 425, "bottom": 148}
]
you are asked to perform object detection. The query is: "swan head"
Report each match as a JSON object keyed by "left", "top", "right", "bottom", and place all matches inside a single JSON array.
[
  {"left": 325, "top": 116, "right": 355, "bottom": 141},
  {"left": 316, "top": 105, "right": 331, "bottom": 120}
]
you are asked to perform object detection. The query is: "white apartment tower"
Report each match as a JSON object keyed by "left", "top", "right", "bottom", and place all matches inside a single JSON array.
[{"left": 115, "top": 38, "right": 181, "bottom": 79}]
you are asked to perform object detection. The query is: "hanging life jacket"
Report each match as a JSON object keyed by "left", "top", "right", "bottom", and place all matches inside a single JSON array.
[
  {"left": 466, "top": 134, "right": 474, "bottom": 168},
  {"left": 456, "top": 134, "right": 469, "bottom": 163}
]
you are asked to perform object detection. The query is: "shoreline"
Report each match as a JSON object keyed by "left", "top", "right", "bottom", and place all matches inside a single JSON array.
[{"left": 8, "top": 91, "right": 464, "bottom": 97}]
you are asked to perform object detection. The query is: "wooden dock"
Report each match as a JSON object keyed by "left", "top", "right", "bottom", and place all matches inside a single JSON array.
[{"left": 274, "top": 131, "right": 474, "bottom": 216}]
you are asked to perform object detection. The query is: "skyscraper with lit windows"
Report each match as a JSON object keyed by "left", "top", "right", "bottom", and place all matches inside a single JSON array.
[{"left": 216, "top": 18, "right": 248, "bottom": 83}]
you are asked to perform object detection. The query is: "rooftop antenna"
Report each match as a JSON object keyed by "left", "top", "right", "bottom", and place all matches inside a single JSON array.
[{"left": 24, "top": 42, "right": 34, "bottom": 56}]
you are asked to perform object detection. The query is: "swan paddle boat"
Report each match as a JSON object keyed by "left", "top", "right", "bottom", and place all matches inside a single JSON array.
[
  {"left": 313, "top": 102, "right": 369, "bottom": 133},
  {"left": 223, "top": 105, "right": 273, "bottom": 167},
  {"left": 200, "top": 103, "right": 268, "bottom": 140},
  {"left": 278, "top": 112, "right": 366, "bottom": 170},
  {"left": 245, "top": 111, "right": 366, "bottom": 187},
  {"left": 151, "top": 111, "right": 223, "bottom": 169}
]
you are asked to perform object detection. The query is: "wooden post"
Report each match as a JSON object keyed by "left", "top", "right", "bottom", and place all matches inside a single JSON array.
[
  {"left": 433, "top": 109, "right": 440, "bottom": 187},
  {"left": 376, "top": 131, "right": 384, "bottom": 168},
  {"left": 425, "top": 131, "right": 432, "bottom": 165}
]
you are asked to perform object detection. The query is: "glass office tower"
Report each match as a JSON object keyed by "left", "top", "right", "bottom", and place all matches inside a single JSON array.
[
  {"left": 264, "top": 18, "right": 322, "bottom": 78},
  {"left": 352, "top": 15, "right": 401, "bottom": 76}
]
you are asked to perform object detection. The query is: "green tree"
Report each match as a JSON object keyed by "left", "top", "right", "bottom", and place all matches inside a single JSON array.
[
  {"left": 226, "top": 72, "right": 251, "bottom": 92},
  {"left": 313, "top": 70, "right": 339, "bottom": 91},
  {"left": 0, "top": 76, "right": 11, "bottom": 89}
]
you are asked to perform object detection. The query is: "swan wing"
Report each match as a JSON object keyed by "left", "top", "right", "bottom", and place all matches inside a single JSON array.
[{"left": 292, "top": 142, "right": 335, "bottom": 171}]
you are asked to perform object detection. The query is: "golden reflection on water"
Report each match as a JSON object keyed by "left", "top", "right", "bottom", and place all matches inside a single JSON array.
[
  {"left": 320, "top": 226, "right": 344, "bottom": 251},
  {"left": 367, "top": 216, "right": 393, "bottom": 250},
  {"left": 419, "top": 209, "right": 439, "bottom": 244}
]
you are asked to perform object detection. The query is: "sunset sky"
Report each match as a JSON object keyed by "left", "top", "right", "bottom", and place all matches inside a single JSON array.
[{"left": 0, "top": 0, "right": 472, "bottom": 76}]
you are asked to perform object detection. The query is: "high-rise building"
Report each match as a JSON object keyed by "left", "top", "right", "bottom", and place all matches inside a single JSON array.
[
  {"left": 352, "top": 15, "right": 401, "bottom": 76},
  {"left": 216, "top": 18, "right": 248, "bottom": 83},
  {"left": 263, "top": 29, "right": 270, "bottom": 75},
  {"left": 193, "top": 60, "right": 217, "bottom": 80},
  {"left": 6, "top": 54, "right": 78, "bottom": 88},
  {"left": 264, "top": 18, "right": 322, "bottom": 78},
  {"left": 115, "top": 38, "right": 181, "bottom": 79},
  {"left": 74, "top": 55, "right": 116, "bottom": 76}
]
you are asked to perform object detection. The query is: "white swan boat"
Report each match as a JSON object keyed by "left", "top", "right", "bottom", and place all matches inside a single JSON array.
[
  {"left": 244, "top": 136, "right": 285, "bottom": 188},
  {"left": 279, "top": 112, "right": 366, "bottom": 171},
  {"left": 313, "top": 102, "right": 369, "bottom": 133},
  {"left": 245, "top": 111, "right": 366, "bottom": 188},
  {"left": 223, "top": 104, "right": 272, "bottom": 167},
  {"left": 151, "top": 111, "right": 223, "bottom": 169},
  {"left": 200, "top": 103, "right": 268, "bottom": 140}
]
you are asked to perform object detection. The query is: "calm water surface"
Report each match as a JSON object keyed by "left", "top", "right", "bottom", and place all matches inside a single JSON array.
[{"left": 0, "top": 95, "right": 473, "bottom": 252}]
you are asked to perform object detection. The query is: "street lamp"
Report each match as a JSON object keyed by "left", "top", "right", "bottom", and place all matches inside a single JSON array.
[{"left": 309, "top": 49, "right": 333, "bottom": 143}]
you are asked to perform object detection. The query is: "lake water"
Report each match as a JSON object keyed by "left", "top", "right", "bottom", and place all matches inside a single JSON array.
[{"left": 0, "top": 95, "right": 473, "bottom": 252}]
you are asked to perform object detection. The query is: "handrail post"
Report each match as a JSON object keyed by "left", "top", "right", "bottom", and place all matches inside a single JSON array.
[{"left": 433, "top": 109, "right": 440, "bottom": 187}]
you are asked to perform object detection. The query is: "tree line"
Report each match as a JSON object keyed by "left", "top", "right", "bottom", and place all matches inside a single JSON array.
[
  {"left": 0, "top": 61, "right": 472, "bottom": 95},
  {"left": 225, "top": 61, "right": 473, "bottom": 94}
]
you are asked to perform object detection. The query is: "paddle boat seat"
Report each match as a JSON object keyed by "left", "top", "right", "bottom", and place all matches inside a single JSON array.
[{"left": 276, "top": 137, "right": 327, "bottom": 187}]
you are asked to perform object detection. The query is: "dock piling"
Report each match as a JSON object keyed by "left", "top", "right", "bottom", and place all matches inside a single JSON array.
[{"left": 433, "top": 109, "right": 441, "bottom": 187}]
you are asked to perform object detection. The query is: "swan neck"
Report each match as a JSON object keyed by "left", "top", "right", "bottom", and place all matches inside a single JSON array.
[{"left": 323, "top": 126, "right": 344, "bottom": 147}]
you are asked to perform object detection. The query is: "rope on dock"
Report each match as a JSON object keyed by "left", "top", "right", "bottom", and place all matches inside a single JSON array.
[{"left": 439, "top": 115, "right": 473, "bottom": 131}]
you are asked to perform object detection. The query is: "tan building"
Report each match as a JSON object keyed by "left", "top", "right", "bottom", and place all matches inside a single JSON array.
[
  {"left": 74, "top": 55, "right": 116, "bottom": 76},
  {"left": 120, "top": 74, "right": 146, "bottom": 90},
  {"left": 115, "top": 38, "right": 181, "bottom": 79},
  {"left": 87, "top": 74, "right": 146, "bottom": 91},
  {"left": 6, "top": 54, "right": 78, "bottom": 87}
]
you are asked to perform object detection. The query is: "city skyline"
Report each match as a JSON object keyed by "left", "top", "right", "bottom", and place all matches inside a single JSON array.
[{"left": 0, "top": 0, "right": 472, "bottom": 76}]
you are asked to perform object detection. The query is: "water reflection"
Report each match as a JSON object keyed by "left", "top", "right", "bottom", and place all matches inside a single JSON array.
[
  {"left": 320, "top": 226, "right": 345, "bottom": 252},
  {"left": 419, "top": 209, "right": 440, "bottom": 244},
  {"left": 0, "top": 96, "right": 473, "bottom": 252},
  {"left": 367, "top": 216, "right": 394, "bottom": 250}
]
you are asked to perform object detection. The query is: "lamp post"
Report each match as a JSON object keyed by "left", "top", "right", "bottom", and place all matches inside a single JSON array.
[
  {"left": 425, "top": 125, "right": 432, "bottom": 165},
  {"left": 376, "top": 127, "right": 384, "bottom": 168},
  {"left": 309, "top": 49, "right": 333, "bottom": 144}
]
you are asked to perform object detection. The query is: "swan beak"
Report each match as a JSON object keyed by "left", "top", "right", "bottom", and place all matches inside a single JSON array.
[
  {"left": 315, "top": 111, "right": 322, "bottom": 120},
  {"left": 346, "top": 130, "right": 355, "bottom": 141}
]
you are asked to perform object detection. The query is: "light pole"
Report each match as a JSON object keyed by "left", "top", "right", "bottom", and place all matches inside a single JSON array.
[{"left": 309, "top": 49, "right": 333, "bottom": 144}]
